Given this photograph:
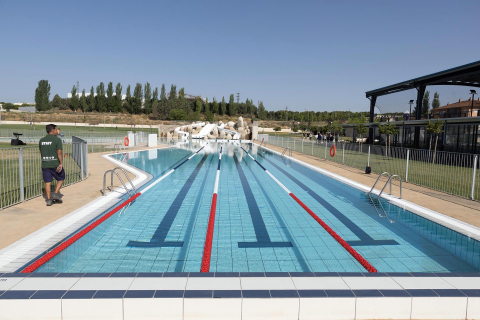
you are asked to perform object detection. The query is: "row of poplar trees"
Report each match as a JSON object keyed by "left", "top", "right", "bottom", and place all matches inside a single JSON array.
[{"left": 35, "top": 80, "right": 266, "bottom": 120}]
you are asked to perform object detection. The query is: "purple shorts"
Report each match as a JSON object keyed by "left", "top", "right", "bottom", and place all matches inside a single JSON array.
[{"left": 42, "top": 168, "right": 65, "bottom": 183}]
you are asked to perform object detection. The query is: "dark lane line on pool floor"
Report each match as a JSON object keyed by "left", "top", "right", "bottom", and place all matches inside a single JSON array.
[
  {"left": 173, "top": 153, "right": 216, "bottom": 271},
  {"left": 259, "top": 155, "right": 398, "bottom": 247},
  {"left": 240, "top": 151, "right": 311, "bottom": 271},
  {"left": 233, "top": 153, "right": 293, "bottom": 248},
  {"left": 127, "top": 154, "right": 210, "bottom": 248}
]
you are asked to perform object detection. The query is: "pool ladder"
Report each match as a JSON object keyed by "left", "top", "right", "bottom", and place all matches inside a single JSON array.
[
  {"left": 281, "top": 147, "right": 292, "bottom": 157},
  {"left": 367, "top": 172, "right": 403, "bottom": 222},
  {"left": 368, "top": 172, "right": 402, "bottom": 199},
  {"left": 103, "top": 167, "right": 137, "bottom": 198}
]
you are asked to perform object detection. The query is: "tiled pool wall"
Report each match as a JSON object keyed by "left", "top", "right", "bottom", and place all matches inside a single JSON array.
[
  {"left": 0, "top": 272, "right": 479, "bottom": 320},
  {"left": 33, "top": 199, "right": 130, "bottom": 273},
  {"left": 386, "top": 202, "right": 480, "bottom": 270}
]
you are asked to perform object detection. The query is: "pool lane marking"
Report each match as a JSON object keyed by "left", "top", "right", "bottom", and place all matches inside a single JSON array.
[
  {"left": 21, "top": 145, "right": 207, "bottom": 273},
  {"left": 127, "top": 153, "right": 210, "bottom": 248},
  {"left": 201, "top": 146, "right": 222, "bottom": 272},
  {"left": 140, "top": 145, "right": 207, "bottom": 194},
  {"left": 240, "top": 146, "right": 377, "bottom": 273},
  {"left": 261, "top": 156, "right": 399, "bottom": 247},
  {"left": 233, "top": 153, "right": 292, "bottom": 248},
  {"left": 21, "top": 193, "right": 141, "bottom": 273}
]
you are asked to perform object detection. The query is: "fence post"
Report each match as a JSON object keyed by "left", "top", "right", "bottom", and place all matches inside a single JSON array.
[
  {"left": 91, "top": 136, "right": 93, "bottom": 153},
  {"left": 312, "top": 141, "right": 314, "bottom": 156},
  {"left": 293, "top": 138, "right": 295, "bottom": 151},
  {"left": 302, "top": 139, "right": 304, "bottom": 153},
  {"left": 18, "top": 148, "right": 25, "bottom": 202},
  {"left": 405, "top": 149, "right": 410, "bottom": 182},
  {"left": 342, "top": 143, "right": 345, "bottom": 164},
  {"left": 282, "top": 137, "right": 284, "bottom": 147},
  {"left": 325, "top": 141, "right": 327, "bottom": 159},
  {"left": 80, "top": 143, "right": 84, "bottom": 180},
  {"left": 368, "top": 145, "right": 370, "bottom": 166},
  {"left": 471, "top": 155, "right": 478, "bottom": 200}
]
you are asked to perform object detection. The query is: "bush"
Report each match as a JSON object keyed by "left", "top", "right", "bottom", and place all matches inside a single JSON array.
[
  {"left": 292, "top": 126, "right": 299, "bottom": 132},
  {"left": 274, "top": 126, "right": 281, "bottom": 132},
  {"left": 170, "top": 109, "right": 187, "bottom": 120}
]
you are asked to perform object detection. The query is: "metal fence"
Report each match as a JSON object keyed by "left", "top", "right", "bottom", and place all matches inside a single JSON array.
[
  {"left": 0, "top": 140, "right": 88, "bottom": 209},
  {"left": 263, "top": 135, "right": 480, "bottom": 201}
]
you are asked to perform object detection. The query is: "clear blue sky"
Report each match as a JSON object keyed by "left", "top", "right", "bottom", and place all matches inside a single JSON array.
[{"left": 1, "top": 0, "right": 479, "bottom": 113}]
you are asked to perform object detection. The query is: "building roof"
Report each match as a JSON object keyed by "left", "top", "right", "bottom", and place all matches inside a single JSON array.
[
  {"left": 366, "top": 60, "right": 480, "bottom": 98},
  {"left": 434, "top": 98, "right": 480, "bottom": 111}
]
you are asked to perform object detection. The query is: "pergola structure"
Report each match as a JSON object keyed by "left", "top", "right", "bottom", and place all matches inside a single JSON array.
[{"left": 365, "top": 60, "right": 480, "bottom": 147}]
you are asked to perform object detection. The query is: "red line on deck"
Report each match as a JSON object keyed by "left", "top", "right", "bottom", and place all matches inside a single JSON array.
[
  {"left": 201, "top": 193, "right": 218, "bottom": 272},
  {"left": 289, "top": 193, "right": 377, "bottom": 273},
  {"left": 21, "top": 192, "right": 142, "bottom": 273}
]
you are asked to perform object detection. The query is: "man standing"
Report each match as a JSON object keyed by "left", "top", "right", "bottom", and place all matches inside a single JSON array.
[{"left": 39, "top": 124, "right": 65, "bottom": 206}]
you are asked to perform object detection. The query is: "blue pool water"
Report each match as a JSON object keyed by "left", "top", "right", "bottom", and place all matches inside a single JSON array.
[{"left": 35, "top": 143, "right": 480, "bottom": 273}]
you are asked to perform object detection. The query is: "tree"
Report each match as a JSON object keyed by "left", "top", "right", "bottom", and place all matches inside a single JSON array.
[
  {"left": 133, "top": 83, "right": 143, "bottom": 114},
  {"left": 426, "top": 120, "right": 444, "bottom": 164},
  {"left": 432, "top": 92, "right": 440, "bottom": 110},
  {"left": 115, "top": 83, "right": 123, "bottom": 112},
  {"left": 211, "top": 98, "right": 219, "bottom": 114},
  {"left": 89, "top": 86, "right": 95, "bottom": 112},
  {"left": 80, "top": 89, "right": 87, "bottom": 113},
  {"left": 106, "top": 82, "right": 115, "bottom": 112},
  {"left": 257, "top": 101, "right": 266, "bottom": 120},
  {"left": 52, "top": 94, "right": 64, "bottom": 110},
  {"left": 228, "top": 94, "right": 236, "bottom": 116},
  {"left": 124, "top": 85, "right": 132, "bottom": 113},
  {"left": 220, "top": 96, "right": 226, "bottom": 115},
  {"left": 96, "top": 82, "right": 106, "bottom": 112},
  {"left": 159, "top": 84, "right": 168, "bottom": 119},
  {"left": 331, "top": 121, "right": 343, "bottom": 142},
  {"left": 378, "top": 122, "right": 398, "bottom": 158},
  {"left": 194, "top": 97, "right": 202, "bottom": 112},
  {"left": 354, "top": 120, "right": 368, "bottom": 152},
  {"left": 152, "top": 87, "right": 160, "bottom": 119},
  {"left": 35, "top": 80, "right": 51, "bottom": 111},
  {"left": 274, "top": 126, "right": 281, "bottom": 132},
  {"left": 204, "top": 97, "right": 210, "bottom": 114},
  {"left": 170, "top": 109, "right": 186, "bottom": 120},
  {"left": 144, "top": 82, "right": 152, "bottom": 115},
  {"left": 422, "top": 90, "right": 430, "bottom": 119},
  {"left": 3, "top": 103, "right": 15, "bottom": 112},
  {"left": 69, "top": 85, "right": 79, "bottom": 111}
]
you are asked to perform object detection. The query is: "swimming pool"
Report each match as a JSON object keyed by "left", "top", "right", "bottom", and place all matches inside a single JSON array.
[{"left": 31, "top": 142, "right": 480, "bottom": 273}]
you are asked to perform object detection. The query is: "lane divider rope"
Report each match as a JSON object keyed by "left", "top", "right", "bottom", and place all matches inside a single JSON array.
[
  {"left": 22, "top": 145, "right": 207, "bottom": 273},
  {"left": 201, "top": 145, "right": 222, "bottom": 272},
  {"left": 240, "top": 146, "right": 377, "bottom": 273}
]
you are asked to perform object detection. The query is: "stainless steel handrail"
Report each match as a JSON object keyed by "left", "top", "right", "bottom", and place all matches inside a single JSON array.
[
  {"left": 368, "top": 172, "right": 391, "bottom": 196},
  {"left": 281, "top": 147, "right": 292, "bottom": 157},
  {"left": 102, "top": 167, "right": 137, "bottom": 197},
  {"left": 378, "top": 174, "right": 403, "bottom": 199}
]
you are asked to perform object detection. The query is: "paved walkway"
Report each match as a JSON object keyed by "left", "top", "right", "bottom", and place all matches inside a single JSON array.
[
  {"left": 0, "top": 145, "right": 169, "bottom": 250},
  {"left": 259, "top": 142, "right": 480, "bottom": 228}
]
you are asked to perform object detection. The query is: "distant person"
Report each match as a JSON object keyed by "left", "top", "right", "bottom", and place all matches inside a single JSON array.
[{"left": 39, "top": 124, "right": 64, "bottom": 206}]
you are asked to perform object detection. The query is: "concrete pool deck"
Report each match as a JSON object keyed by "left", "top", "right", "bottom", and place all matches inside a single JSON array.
[{"left": 257, "top": 142, "right": 480, "bottom": 229}]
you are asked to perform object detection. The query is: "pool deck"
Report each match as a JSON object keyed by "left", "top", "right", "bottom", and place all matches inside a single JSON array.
[{"left": 259, "top": 142, "right": 480, "bottom": 229}]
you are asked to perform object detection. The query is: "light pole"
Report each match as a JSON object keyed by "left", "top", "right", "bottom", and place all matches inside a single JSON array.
[
  {"left": 409, "top": 100, "right": 414, "bottom": 120},
  {"left": 470, "top": 90, "right": 477, "bottom": 117}
]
